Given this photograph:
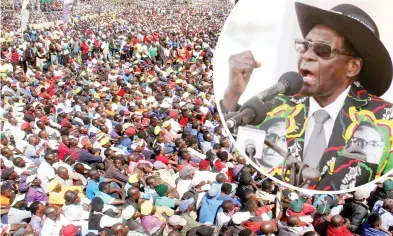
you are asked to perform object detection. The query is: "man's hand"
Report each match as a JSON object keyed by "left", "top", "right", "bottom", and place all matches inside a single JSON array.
[{"left": 223, "top": 51, "right": 261, "bottom": 112}]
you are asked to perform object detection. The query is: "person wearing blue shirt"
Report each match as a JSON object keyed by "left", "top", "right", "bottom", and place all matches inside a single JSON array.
[
  {"left": 217, "top": 183, "right": 242, "bottom": 207},
  {"left": 199, "top": 186, "right": 223, "bottom": 224},
  {"left": 96, "top": 182, "right": 125, "bottom": 206},
  {"left": 86, "top": 170, "right": 124, "bottom": 200},
  {"left": 362, "top": 214, "right": 391, "bottom": 236}
]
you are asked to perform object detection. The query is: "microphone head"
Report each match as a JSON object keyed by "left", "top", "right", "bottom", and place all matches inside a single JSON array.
[{"left": 278, "top": 72, "right": 304, "bottom": 95}]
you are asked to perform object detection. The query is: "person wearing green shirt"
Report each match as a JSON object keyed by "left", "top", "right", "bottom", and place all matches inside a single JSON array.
[
  {"left": 154, "top": 184, "right": 180, "bottom": 209},
  {"left": 149, "top": 43, "right": 158, "bottom": 63}
]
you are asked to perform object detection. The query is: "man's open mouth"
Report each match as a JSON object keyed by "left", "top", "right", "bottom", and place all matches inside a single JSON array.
[{"left": 299, "top": 68, "right": 316, "bottom": 83}]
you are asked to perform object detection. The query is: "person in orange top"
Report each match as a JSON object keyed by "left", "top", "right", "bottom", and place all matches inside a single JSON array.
[{"left": 0, "top": 184, "right": 14, "bottom": 205}]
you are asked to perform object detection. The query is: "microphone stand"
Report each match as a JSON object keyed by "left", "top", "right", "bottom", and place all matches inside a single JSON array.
[
  {"left": 225, "top": 111, "right": 321, "bottom": 187},
  {"left": 263, "top": 139, "right": 321, "bottom": 187}
]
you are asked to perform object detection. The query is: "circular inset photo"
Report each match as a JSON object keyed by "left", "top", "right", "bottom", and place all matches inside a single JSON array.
[{"left": 214, "top": 0, "right": 393, "bottom": 192}]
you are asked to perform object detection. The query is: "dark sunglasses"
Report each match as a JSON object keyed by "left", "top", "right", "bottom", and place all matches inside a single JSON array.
[{"left": 295, "top": 38, "right": 355, "bottom": 59}]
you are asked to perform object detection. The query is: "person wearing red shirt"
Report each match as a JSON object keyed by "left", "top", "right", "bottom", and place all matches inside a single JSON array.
[
  {"left": 58, "top": 135, "right": 78, "bottom": 160},
  {"left": 179, "top": 110, "right": 189, "bottom": 127},
  {"left": 81, "top": 40, "right": 89, "bottom": 61},
  {"left": 155, "top": 152, "right": 178, "bottom": 166},
  {"left": 326, "top": 215, "right": 354, "bottom": 236},
  {"left": 287, "top": 199, "right": 317, "bottom": 226}
]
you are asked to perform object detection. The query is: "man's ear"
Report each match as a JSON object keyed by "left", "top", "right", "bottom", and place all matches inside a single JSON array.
[{"left": 347, "top": 57, "right": 362, "bottom": 78}]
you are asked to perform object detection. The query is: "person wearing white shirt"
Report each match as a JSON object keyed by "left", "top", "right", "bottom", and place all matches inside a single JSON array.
[
  {"left": 215, "top": 201, "right": 234, "bottom": 228},
  {"left": 303, "top": 86, "right": 350, "bottom": 153},
  {"left": 62, "top": 191, "right": 92, "bottom": 232},
  {"left": 40, "top": 205, "right": 62, "bottom": 236},
  {"left": 37, "top": 152, "right": 58, "bottom": 193}
]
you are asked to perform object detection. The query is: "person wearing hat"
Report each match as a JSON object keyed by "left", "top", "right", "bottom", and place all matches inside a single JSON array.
[
  {"left": 47, "top": 179, "right": 84, "bottom": 206},
  {"left": 122, "top": 205, "right": 149, "bottom": 235},
  {"left": 340, "top": 189, "right": 370, "bottom": 232},
  {"left": 178, "top": 198, "right": 200, "bottom": 236},
  {"left": 163, "top": 215, "right": 187, "bottom": 236},
  {"left": 198, "top": 185, "right": 223, "bottom": 224},
  {"left": 61, "top": 224, "right": 82, "bottom": 236},
  {"left": 177, "top": 165, "right": 205, "bottom": 199},
  {"left": 26, "top": 174, "right": 49, "bottom": 207},
  {"left": 0, "top": 166, "right": 18, "bottom": 182},
  {"left": 312, "top": 202, "right": 331, "bottom": 236},
  {"left": 155, "top": 183, "right": 180, "bottom": 209},
  {"left": 368, "top": 179, "right": 393, "bottom": 209},
  {"left": 287, "top": 198, "right": 316, "bottom": 225},
  {"left": 162, "top": 121, "right": 175, "bottom": 144},
  {"left": 217, "top": 211, "right": 250, "bottom": 235},
  {"left": 140, "top": 200, "right": 165, "bottom": 235},
  {"left": 221, "top": 2, "right": 393, "bottom": 190}
]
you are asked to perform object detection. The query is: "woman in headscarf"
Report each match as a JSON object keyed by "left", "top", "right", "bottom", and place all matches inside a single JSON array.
[{"left": 198, "top": 185, "right": 223, "bottom": 224}]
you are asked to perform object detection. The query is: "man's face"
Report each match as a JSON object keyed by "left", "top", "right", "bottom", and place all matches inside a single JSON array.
[
  {"left": 103, "top": 184, "right": 111, "bottom": 193},
  {"left": 62, "top": 136, "right": 70, "bottom": 146},
  {"left": 297, "top": 24, "right": 355, "bottom": 98},
  {"left": 262, "top": 122, "right": 286, "bottom": 168},
  {"left": 60, "top": 170, "right": 69, "bottom": 180},
  {"left": 3, "top": 148, "right": 13, "bottom": 158},
  {"left": 343, "top": 125, "right": 384, "bottom": 164},
  {"left": 16, "top": 159, "right": 26, "bottom": 168},
  {"left": 114, "top": 159, "right": 123, "bottom": 170}
]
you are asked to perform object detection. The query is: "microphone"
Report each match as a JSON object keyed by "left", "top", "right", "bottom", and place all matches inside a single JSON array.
[
  {"left": 257, "top": 71, "right": 304, "bottom": 102},
  {"left": 226, "top": 72, "right": 304, "bottom": 129}
]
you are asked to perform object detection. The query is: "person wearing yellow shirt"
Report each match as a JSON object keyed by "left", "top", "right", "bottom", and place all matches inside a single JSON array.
[{"left": 47, "top": 179, "right": 85, "bottom": 206}]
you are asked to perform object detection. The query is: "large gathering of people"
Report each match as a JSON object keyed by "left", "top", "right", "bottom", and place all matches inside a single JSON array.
[{"left": 1, "top": 0, "right": 393, "bottom": 235}]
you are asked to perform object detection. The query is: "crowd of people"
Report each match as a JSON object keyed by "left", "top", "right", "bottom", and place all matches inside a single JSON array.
[{"left": 2, "top": 0, "right": 393, "bottom": 235}]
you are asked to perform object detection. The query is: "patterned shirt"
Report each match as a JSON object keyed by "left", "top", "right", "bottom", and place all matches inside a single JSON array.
[{"left": 29, "top": 215, "right": 45, "bottom": 235}]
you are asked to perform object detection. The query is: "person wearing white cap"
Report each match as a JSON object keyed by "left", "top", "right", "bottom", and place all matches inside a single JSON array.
[
  {"left": 25, "top": 174, "right": 49, "bottom": 207},
  {"left": 217, "top": 211, "right": 250, "bottom": 235},
  {"left": 122, "top": 205, "right": 149, "bottom": 235},
  {"left": 163, "top": 215, "right": 187, "bottom": 236}
]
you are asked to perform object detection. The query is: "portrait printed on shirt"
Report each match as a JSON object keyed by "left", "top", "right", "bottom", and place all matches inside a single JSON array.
[
  {"left": 243, "top": 94, "right": 393, "bottom": 190},
  {"left": 236, "top": 126, "right": 266, "bottom": 166},
  {"left": 318, "top": 110, "right": 393, "bottom": 190},
  {"left": 257, "top": 117, "right": 286, "bottom": 169}
]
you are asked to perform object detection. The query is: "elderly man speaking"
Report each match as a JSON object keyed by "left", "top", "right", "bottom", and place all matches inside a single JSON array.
[{"left": 221, "top": 2, "right": 393, "bottom": 191}]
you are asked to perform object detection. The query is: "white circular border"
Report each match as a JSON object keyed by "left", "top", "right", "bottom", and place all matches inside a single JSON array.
[{"left": 213, "top": 0, "right": 393, "bottom": 195}]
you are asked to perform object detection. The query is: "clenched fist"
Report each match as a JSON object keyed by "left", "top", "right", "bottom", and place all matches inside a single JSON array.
[{"left": 223, "top": 51, "right": 261, "bottom": 111}]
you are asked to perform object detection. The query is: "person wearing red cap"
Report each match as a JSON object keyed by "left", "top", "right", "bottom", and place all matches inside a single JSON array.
[
  {"left": 61, "top": 224, "right": 81, "bottom": 236},
  {"left": 21, "top": 122, "right": 33, "bottom": 133},
  {"left": 192, "top": 159, "right": 216, "bottom": 188}
]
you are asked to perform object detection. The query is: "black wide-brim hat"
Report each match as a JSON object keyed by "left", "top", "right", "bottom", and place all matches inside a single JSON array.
[{"left": 295, "top": 2, "right": 392, "bottom": 97}]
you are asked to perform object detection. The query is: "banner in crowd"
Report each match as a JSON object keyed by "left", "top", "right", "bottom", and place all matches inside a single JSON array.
[
  {"left": 21, "top": 0, "right": 29, "bottom": 12},
  {"left": 21, "top": 9, "right": 30, "bottom": 32},
  {"left": 63, "top": 0, "right": 74, "bottom": 32}
]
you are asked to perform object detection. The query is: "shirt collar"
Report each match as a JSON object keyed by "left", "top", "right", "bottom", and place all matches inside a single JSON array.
[{"left": 308, "top": 86, "right": 351, "bottom": 121}]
